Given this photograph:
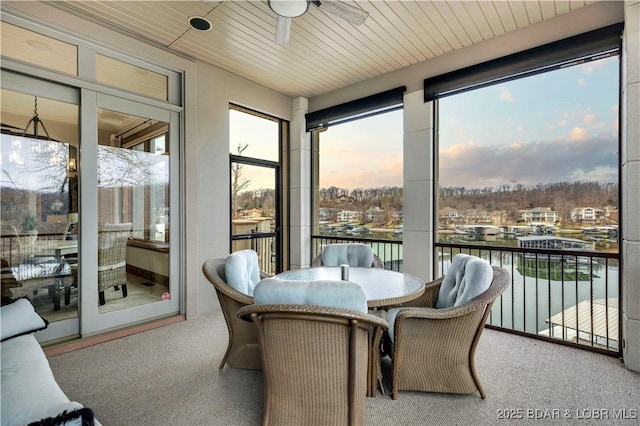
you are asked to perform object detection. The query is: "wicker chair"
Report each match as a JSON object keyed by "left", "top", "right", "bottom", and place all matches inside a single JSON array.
[
  {"left": 387, "top": 265, "right": 510, "bottom": 400},
  {"left": 202, "top": 256, "right": 270, "bottom": 370},
  {"left": 311, "top": 243, "right": 384, "bottom": 268},
  {"left": 98, "top": 223, "right": 132, "bottom": 306},
  {"left": 238, "top": 303, "right": 387, "bottom": 426}
]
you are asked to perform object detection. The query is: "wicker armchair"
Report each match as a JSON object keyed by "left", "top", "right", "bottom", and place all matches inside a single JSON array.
[
  {"left": 387, "top": 265, "right": 510, "bottom": 400},
  {"left": 311, "top": 243, "right": 384, "bottom": 268},
  {"left": 202, "top": 257, "right": 270, "bottom": 370},
  {"left": 98, "top": 223, "right": 132, "bottom": 306},
  {"left": 238, "top": 303, "right": 388, "bottom": 426}
]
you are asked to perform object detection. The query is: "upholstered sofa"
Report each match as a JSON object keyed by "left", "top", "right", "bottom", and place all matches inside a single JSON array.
[{"left": 0, "top": 298, "right": 98, "bottom": 426}]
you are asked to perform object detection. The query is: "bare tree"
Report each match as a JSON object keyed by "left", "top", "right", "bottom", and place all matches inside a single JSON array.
[{"left": 231, "top": 143, "right": 251, "bottom": 218}]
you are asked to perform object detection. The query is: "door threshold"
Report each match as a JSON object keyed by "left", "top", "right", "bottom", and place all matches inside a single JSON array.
[{"left": 43, "top": 314, "right": 185, "bottom": 357}]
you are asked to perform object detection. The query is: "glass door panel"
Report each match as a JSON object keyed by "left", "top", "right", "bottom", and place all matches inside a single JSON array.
[
  {"left": 1, "top": 81, "right": 80, "bottom": 342},
  {"left": 231, "top": 162, "right": 279, "bottom": 275},
  {"left": 97, "top": 108, "right": 170, "bottom": 313}
]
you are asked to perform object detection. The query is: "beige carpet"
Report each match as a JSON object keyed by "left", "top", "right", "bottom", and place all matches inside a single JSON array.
[{"left": 48, "top": 311, "right": 640, "bottom": 425}]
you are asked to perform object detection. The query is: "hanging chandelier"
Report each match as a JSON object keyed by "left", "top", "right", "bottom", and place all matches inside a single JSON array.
[{"left": 22, "top": 96, "right": 52, "bottom": 140}]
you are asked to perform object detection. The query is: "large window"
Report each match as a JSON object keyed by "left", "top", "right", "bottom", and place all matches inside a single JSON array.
[
  {"left": 313, "top": 109, "right": 404, "bottom": 240},
  {"left": 432, "top": 28, "right": 622, "bottom": 352},
  {"left": 228, "top": 105, "right": 284, "bottom": 274},
  {"left": 436, "top": 55, "right": 619, "bottom": 253}
]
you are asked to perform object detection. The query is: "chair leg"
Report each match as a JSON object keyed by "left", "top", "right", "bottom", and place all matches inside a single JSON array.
[
  {"left": 53, "top": 287, "right": 61, "bottom": 311},
  {"left": 99, "top": 291, "right": 105, "bottom": 305},
  {"left": 122, "top": 283, "right": 128, "bottom": 298}
]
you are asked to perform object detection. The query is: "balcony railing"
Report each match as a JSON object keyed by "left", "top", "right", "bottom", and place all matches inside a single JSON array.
[
  {"left": 311, "top": 234, "right": 621, "bottom": 356},
  {"left": 231, "top": 234, "right": 276, "bottom": 275}
]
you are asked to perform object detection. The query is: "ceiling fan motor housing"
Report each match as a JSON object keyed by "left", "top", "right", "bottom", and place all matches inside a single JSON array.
[{"left": 268, "top": 0, "right": 310, "bottom": 18}]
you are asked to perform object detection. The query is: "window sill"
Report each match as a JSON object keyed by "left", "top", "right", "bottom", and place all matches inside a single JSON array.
[{"left": 127, "top": 239, "right": 169, "bottom": 253}]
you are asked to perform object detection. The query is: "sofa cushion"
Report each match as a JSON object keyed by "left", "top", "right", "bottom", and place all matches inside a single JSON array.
[
  {"left": 321, "top": 243, "right": 374, "bottom": 267},
  {"left": 435, "top": 254, "right": 494, "bottom": 309},
  {"left": 254, "top": 278, "right": 368, "bottom": 313},
  {"left": 224, "top": 249, "right": 261, "bottom": 296},
  {"left": 1, "top": 297, "right": 48, "bottom": 341},
  {"left": 1, "top": 334, "right": 79, "bottom": 426}
]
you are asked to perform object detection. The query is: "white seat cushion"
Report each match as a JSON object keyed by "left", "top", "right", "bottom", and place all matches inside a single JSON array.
[
  {"left": 321, "top": 243, "right": 374, "bottom": 267},
  {"left": 254, "top": 278, "right": 368, "bottom": 313},
  {"left": 224, "top": 249, "right": 261, "bottom": 296},
  {"left": 435, "top": 254, "right": 494, "bottom": 309}
]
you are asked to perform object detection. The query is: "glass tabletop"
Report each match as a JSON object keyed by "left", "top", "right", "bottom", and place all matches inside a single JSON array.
[{"left": 274, "top": 267, "right": 425, "bottom": 308}]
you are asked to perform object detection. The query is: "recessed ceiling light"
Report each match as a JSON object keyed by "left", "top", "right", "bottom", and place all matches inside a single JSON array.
[{"left": 189, "top": 16, "right": 212, "bottom": 31}]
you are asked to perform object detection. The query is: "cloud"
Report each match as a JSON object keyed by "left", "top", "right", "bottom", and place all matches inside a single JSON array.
[
  {"left": 578, "top": 78, "right": 587, "bottom": 86},
  {"left": 583, "top": 114, "right": 598, "bottom": 126},
  {"left": 571, "top": 166, "right": 617, "bottom": 182},
  {"left": 499, "top": 90, "right": 515, "bottom": 103},
  {"left": 557, "top": 112, "right": 570, "bottom": 127},
  {"left": 321, "top": 152, "right": 403, "bottom": 190},
  {"left": 439, "top": 135, "right": 617, "bottom": 189},
  {"left": 570, "top": 127, "right": 589, "bottom": 140}
]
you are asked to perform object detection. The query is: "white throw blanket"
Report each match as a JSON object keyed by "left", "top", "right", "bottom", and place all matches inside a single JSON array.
[{"left": 11, "top": 262, "right": 71, "bottom": 281}]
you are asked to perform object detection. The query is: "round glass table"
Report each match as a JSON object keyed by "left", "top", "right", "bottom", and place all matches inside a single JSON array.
[{"left": 273, "top": 266, "right": 425, "bottom": 308}]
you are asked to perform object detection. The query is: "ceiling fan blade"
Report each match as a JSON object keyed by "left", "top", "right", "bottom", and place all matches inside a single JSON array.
[
  {"left": 316, "top": 1, "right": 369, "bottom": 26},
  {"left": 275, "top": 15, "right": 291, "bottom": 44}
]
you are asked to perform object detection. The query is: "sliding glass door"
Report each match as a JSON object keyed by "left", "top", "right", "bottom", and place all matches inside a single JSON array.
[
  {"left": 1, "top": 73, "right": 81, "bottom": 341},
  {"left": 1, "top": 21, "right": 184, "bottom": 343},
  {"left": 1, "top": 72, "right": 181, "bottom": 341},
  {"left": 82, "top": 93, "right": 180, "bottom": 334}
]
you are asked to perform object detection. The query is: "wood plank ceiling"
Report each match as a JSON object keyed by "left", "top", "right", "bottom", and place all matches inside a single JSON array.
[{"left": 47, "top": 1, "right": 596, "bottom": 98}]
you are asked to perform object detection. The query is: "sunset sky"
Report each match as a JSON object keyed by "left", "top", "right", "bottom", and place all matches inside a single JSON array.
[
  {"left": 319, "top": 54, "right": 619, "bottom": 191},
  {"left": 230, "top": 54, "right": 619, "bottom": 193},
  {"left": 438, "top": 55, "right": 619, "bottom": 189}
]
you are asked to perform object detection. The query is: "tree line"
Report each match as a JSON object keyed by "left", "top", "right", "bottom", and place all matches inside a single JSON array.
[
  {"left": 317, "top": 181, "right": 616, "bottom": 208},
  {"left": 238, "top": 181, "right": 618, "bottom": 223},
  {"left": 439, "top": 181, "right": 617, "bottom": 213}
]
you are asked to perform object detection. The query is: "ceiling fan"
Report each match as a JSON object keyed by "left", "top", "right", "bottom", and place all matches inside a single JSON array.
[{"left": 268, "top": 0, "right": 369, "bottom": 44}]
